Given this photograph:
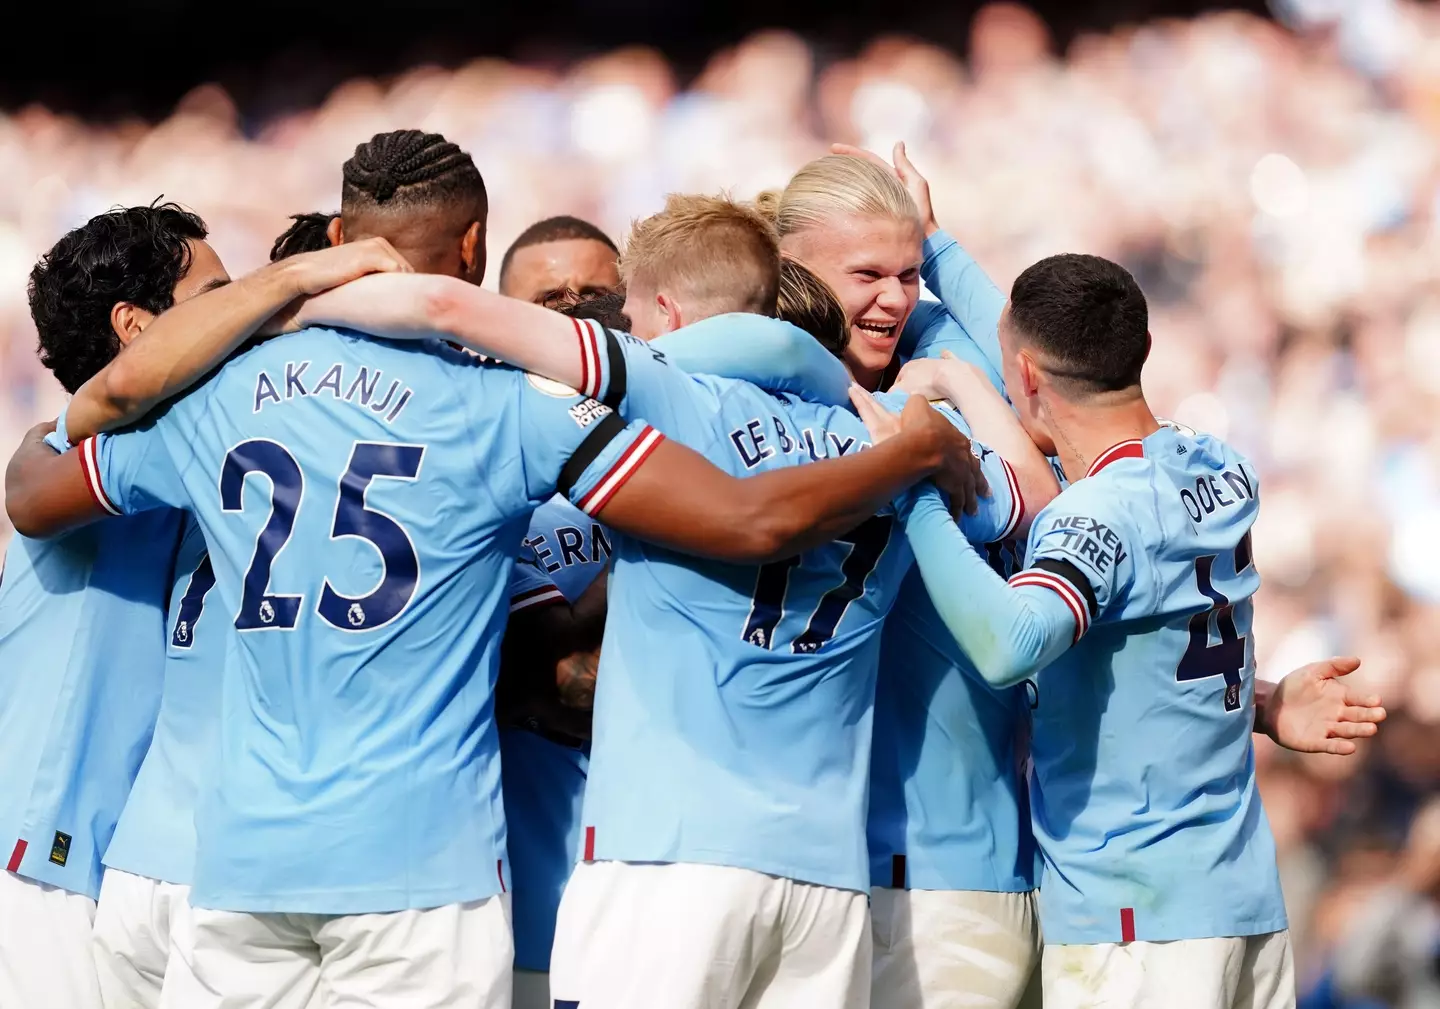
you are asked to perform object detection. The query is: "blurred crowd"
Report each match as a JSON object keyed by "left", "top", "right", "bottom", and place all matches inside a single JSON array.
[{"left": 1, "top": 0, "right": 1438, "bottom": 1002}]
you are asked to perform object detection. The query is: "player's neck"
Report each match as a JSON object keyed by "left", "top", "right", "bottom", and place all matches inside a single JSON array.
[{"left": 1045, "top": 387, "right": 1161, "bottom": 484}]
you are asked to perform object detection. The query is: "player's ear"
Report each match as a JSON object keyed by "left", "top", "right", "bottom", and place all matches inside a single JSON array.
[
  {"left": 656, "top": 291, "right": 683, "bottom": 335},
  {"left": 326, "top": 216, "right": 344, "bottom": 247},
  {"left": 1017, "top": 349, "right": 1042, "bottom": 398},
  {"left": 1144, "top": 330, "right": 1153, "bottom": 363},
  {"left": 110, "top": 301, "right": 154, "bottom": 346},
  {"left": 461, "top": 221, "right": 485, "bottom": 286}
]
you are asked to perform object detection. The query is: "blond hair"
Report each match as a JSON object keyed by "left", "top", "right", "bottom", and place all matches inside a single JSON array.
[
  {"left": 777, "top": 259, "right": 848, "bottom": 358},
  {"left": 756, "top": 154, "right": 919, "bottom": 242},
  {"left": 620, "top": 193, "right": 780, "bottom": 316}
]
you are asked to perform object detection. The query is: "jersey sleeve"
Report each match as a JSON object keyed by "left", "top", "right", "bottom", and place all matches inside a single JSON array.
[
  {"left": 650, "top": 314, "right": 852, "bottom": 407},
  {"left": 1011, "top": 482, "right": 1137, "bottom": 642},
  {"left": 508, "top": 545, "right": 566, "bottom": 613},
  {"left": 901, "top": 230, "right": 1006, "bottom": 382},
  {"left": 897, "top": 486, "right": 1080, "bottom": 688},
  {"left": 506, "top": 371, "right": 667, "bottom": 518},
  {"left": 80, "top": 422, "right": 187, "bottom": 517},
  {"left": 872, "top": 392, "right": 1022, "bottom": 544}
]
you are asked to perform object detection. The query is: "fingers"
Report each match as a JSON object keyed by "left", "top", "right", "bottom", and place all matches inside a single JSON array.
[
  {"left": 893, "top": 140, "right": 917, "bottom": 179},
  {"left": 1328, "top": 721, "right": 1379, "bottom": 739},
  {"left": 1312, "top": 656, "right": 1362, "bottom": 679},
  {"left": 849, "top": 383, "right": 897, "bottom": 443},
  {"left": 1323, "top": 739, "right": 1359, "bottom": 756},
  {"left": 1337, "top": 702, "right": 1387, "bottom": 724},
  {"left": 830, "top": 143, "right": 897, "bottom": 176}
]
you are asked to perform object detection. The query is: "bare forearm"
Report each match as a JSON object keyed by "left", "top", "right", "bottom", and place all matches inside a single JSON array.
[
  {"left": 600, "top": 430, "right": 941, "bottom": 564},
  {"left": 67, "top": 262, "right": 304, "bottom": 442},
  {"left": 298, "top": 274, "right": 584, "bottom": 388}
]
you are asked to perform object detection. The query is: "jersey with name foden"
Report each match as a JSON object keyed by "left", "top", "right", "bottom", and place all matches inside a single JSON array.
[{"left": 1011, "top": 426, "right": 1286, "bottom": 944}]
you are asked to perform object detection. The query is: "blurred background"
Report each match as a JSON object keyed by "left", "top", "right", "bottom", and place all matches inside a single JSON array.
[{"left": 2, "top": 1, "right": 1438, "bottom": 1003}]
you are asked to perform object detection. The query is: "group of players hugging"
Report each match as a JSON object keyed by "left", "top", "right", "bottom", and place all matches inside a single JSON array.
[{"left": 0, "top": 128, "right": 1388, "bottom": 1009}]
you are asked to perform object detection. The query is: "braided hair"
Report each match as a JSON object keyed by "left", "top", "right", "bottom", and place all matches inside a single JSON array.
[
  {"left": 269, "top": 212, "right": 337, "bottom": 261},
  {"left": 341, "top": 130, "right": 486, "bottom": 212}
]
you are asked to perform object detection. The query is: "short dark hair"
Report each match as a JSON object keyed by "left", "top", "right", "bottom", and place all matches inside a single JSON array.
[
  {"left": 1008, "top": 253, "right": 1148, "bottom": 393},
  {"left": 556, "top": 291, "right": 631, "bottom": 333},
  {"left": 270, "top": 212, "right": 337, "bottom": 261},
  {"left": 28, "top": 202, "right": 208, "bottom": 394},
  {"left": 341, "top": 130, "right": 486, "bottom": 215},
  {"left": 499, "top": 216, "right": 618, "bottom": 286}
]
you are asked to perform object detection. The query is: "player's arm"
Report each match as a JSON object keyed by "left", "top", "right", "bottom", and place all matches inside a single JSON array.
[
  {"left": 6, "top": 415, "right": 186, "bottom": 537},
  {"left": 892, "top": 488, "right": 1083, "bottom": 688},
  {"left": 59, "top": 240, "right": 410, "bottom": 447},
  {"left": 569, "top": 396, "right": 983, "bottom": 563},
  {"left": 4, "top": 422, "right": 101, "bottom": 536},
  {"left": 502, "top": 567, "right": 607, "bottom": 718},
  {"left": 651, "top": 315, "right": 852, "bottom": 406},
  {"left": 287, "top": 274, "right": 610, "bottom": 393},
  {"left": 891, "top": 353, "right": 1058, "bottom": 534},
  {"left": 1254, "top": 658, "right": 1385, "bottom": 755}
]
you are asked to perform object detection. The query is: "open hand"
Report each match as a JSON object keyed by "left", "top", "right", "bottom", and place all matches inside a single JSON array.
[
  {"left": 287, "top": 237, "right": 412, "bottom": 296},
  {"left": 1264, "top": 657, "right": 1385, "bottom": 756},
  {"left": 831, "top": 141, "right": 938, "bottom": 235}
]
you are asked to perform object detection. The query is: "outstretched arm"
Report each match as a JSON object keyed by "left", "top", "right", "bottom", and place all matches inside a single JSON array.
[
  {"left": 596, "top": 395, "right": 981, "bottom": 563},
  {"left": 1255, "top": 657, "right": 1385, "bottom": 755},
  {"left": 61, "top": 239, "right": 410, "bottom": 445},
  {"left": 290, "top": 275, "right": 605, "bottom": 393},
  {"left": 653, "top": 315, "right": 853, "bottom": 405}
]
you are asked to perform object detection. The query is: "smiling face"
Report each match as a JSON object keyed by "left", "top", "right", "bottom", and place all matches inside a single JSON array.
[{"left": 783, "top": 213, "right": 923, "bottom": 390}]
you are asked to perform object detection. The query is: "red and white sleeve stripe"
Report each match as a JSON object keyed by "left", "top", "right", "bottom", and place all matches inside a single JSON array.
[
  {"left": 575, "top": 426, "right": 664, "bottom": 516},
  {"left": 509, "top": 584, "right": 566, "bottom": 613},
  {"left": 1008, "top": 568, "right": 1090, "bottom": 643},
  {"left": 79, "top": 437, "right": 122, "bottom": 516},
  {"left": 996, "top": 458, "right": 1024, "bottom": 542},
  {"left": 573, "top": 317, "right": 604, "bottom": 400}
]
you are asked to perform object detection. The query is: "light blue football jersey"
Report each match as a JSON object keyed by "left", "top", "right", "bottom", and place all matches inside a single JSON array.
[
  {"left": 82, "top": 326, "right": 658, "bottom": 914},
  {"left": 0, "top": 508, "right": 180, "bottom": 899},
  {"left": 502, "top": 495, "right": 605, "bottom": 971},
  {"left": 1011, "top": 427, "right": 1286, "bottom": 943},
  {"left": 103, "top": 517, "right": 224, "bottom": 886},
  {"left": 869, "top": 227, "right": 1042, "bottom": 894},
  {"left": 868, "top": 554, "right": 1036, "bottom": 893},
  {"left": 501, "top": 727, "right": 588, "bottom": 971},
  {"left": 508, "top": 496, "right": 610, "bottom": 613},
  {"left": 576, "top": 325, "right": 1018, "bottom": 893}
]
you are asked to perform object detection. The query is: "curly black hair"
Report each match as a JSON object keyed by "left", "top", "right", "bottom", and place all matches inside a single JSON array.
[
  {"left": 554, "top": 291, "right": 631, "bottom": 332},
  {"left": 269, "top": 211, "right": 337, "bottom": 261},
  {"left": 28, "top": 202, "right": 208, "bottom": 393}
]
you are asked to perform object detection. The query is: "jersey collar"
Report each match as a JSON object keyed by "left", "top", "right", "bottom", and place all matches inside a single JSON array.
[{"left": 1085, "top": 439, "right": 1146, "bottom": 479}]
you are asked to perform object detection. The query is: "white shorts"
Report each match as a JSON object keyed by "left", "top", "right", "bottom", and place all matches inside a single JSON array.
[
  {"left": 0, "top": 868, "right": 102, "bottom": 1009},
  {"left": 513, "top": 967, "right": 550, "bottom": 1009},
  {"left": 870, "top": 887, "right": 1041, "bottom": 1009},
  {"left": 92, "top": 868, "right": 196, "bottom": 1009},
  {"left": 1042, "top": 930, "right": 1295, "bottom": 1009},
  {"left": 551, "top": 859, "right": 871, "bottom": 1009},
  {"left": 171, "top": 894, "right": 512, "bottom": 1009}
]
